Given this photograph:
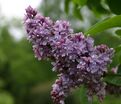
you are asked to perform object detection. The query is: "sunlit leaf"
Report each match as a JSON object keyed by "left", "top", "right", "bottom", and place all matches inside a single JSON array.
[{"left": 85, "top": 15, "right": 121, "bottom": 35}]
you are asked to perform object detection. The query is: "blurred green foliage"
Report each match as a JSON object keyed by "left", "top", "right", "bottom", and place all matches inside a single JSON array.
[
  {"left": 0, "top": 92, "right": 14, "bottom": 104},
  {"left": 0, "top": 25, "right": 57, "bottom": 104},
  {"left": 107, "top": 0, "right": 121, "bottom": 15}
]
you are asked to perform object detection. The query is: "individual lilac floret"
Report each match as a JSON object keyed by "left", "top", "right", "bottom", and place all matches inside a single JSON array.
[
  {"left": 25, "top": 6, "right": 37, "bottom": 19},
  {"left": 24, "top": 6, "right": 114, "bottom": 104},
  {"left": 53, "top": 20, "right": 73, "bottom": 37}
]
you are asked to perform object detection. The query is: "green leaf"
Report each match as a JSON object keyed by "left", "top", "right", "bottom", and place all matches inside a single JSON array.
[
  {"left": 73, "top": 0, "right": 87, "bottom": 6},
  {"left": 114, "top": 45, "right": 121, "bottom": 63},
  {"left": 73, "top": 4, "right": 83, "bottom": 20},
  {"left": 110, "top": 45, "right": 121, "bottom": 67},
  {"left": 117, "top": 64, "right": 121, "bottom": 74},
  {"left": 115, "top": 29, "right": 121, "bottom": 37},
  {"left": 104, "top": 74, "right": 121, "bottom": 86},
  {"left": 85, "top": 15, "right": 121, "bottom": 35},
  {"left": 107, "top": 0, "right": 121, "bottom": 15},
  {"left": 87, "top": 0, "right": 109, "bottom": 15},
  {"left": 64, "top": 0, "right": 70, "bottom": 14},
  {"left": 115, "top": 45, "right": 121, "bottom": 52},
  {"left": 93, "top": 32, "right": 121, "bottom": 48}
]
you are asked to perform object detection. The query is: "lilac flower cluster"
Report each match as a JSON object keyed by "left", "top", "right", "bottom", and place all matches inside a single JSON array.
[{"left": 24, "top": 6, "right": 114, "bottom": 104}]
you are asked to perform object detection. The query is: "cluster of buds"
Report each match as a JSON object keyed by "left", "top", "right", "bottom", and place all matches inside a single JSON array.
[{"left": 24, "top": 6, "right": 114, "bottom": 104}]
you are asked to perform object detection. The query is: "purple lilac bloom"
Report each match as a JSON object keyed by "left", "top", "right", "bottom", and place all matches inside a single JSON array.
[{"left": 24, "top": 6, "right": 114, "bottom": 104}]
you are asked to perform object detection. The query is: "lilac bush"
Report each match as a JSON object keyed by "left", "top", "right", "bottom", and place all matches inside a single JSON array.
[{"left": 24, "top": 6, "right": 114, "bottom": 104}]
